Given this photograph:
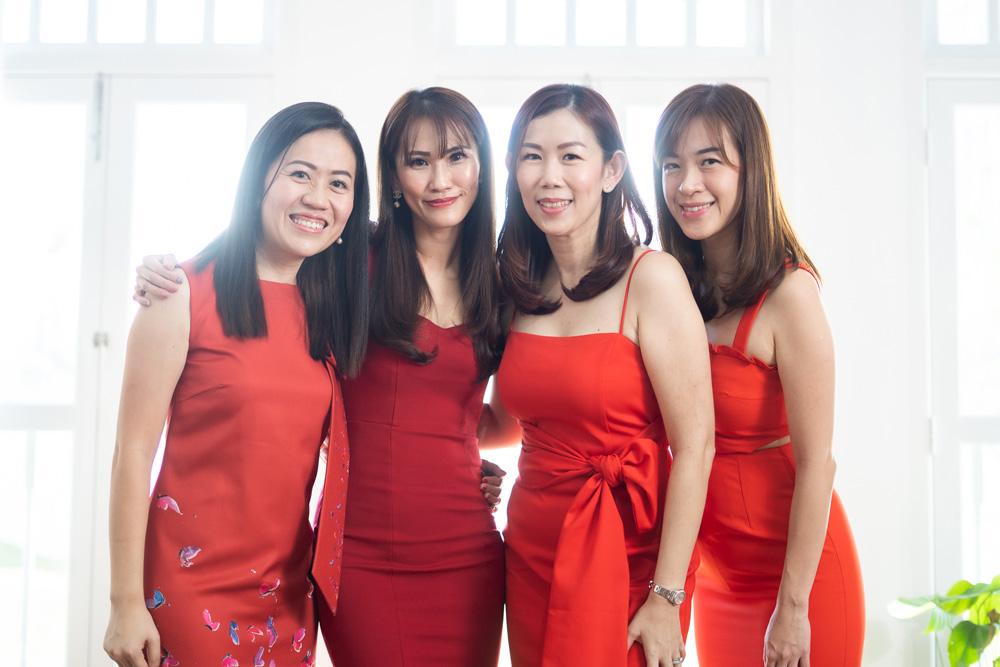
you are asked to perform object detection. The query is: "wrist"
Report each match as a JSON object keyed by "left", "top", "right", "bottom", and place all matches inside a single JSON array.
[
  {"left": 648, "top": 580, "right": 686, "bottom": 607},
  {"left": 775, "top": 592, "right": 809, "bottom": 614}
]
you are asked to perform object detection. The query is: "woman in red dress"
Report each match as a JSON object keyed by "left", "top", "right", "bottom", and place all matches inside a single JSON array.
[
  {"left": 104, "top": 103, "right": 371, "bottom": 667},
  {"left": 493, "top": 84, "right": 715, "bottom": 667},
  {"left": 653, "top": 83, "right": 865, "bottom": 666}
]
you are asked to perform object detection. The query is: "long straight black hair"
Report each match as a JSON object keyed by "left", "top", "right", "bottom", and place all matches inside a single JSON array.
[
  {"left": 197, "top": 101, "right": 370, "bottom": 377},
  {"left": 371, "top": 87, "right": 504, "bottom": 380}
]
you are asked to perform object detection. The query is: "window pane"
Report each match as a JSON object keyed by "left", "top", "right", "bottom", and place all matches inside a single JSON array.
[
  {"left": 214, "top": 0, "right": 263, "bottom": 44},
  {"left": 128, "top": 103, "right": 248, "bottom": 311},
  {"left": 155, "top": 0, "right": 204, "bottom": 43},
  {"left": 695, "top": 0, "right": 746, "bottom": 47},
  {"left": 97, "top": 0, "right": 146, "bottom": 43},
  {"left": 456, "top": 0, "right": 506, "bottom": 46},
  {"left": 0, "top": 102, "right": 87, "bottom": 405},
  {"left": 959, "top": 443, "right": 1000, "bottom": 584},
  {"left": 955, "top": 104, "right": 1000, "bottom": 416},
  {"left": 39, "top": 0, "right": 88, "bottom": 43},
  {"left": 515, "top": 0, "right": 566, "bottom": 46},
  {"left": 937, "top": 0, "right": 989, "bottom": 45},
  {"left": 1, "top": 0, "right": 31, "bottom": 43},
  {"left": 479, "top": 105, "right": 517, "bottom": 236},
  {"left": 636, "top": 0, "right": 686, "bottom": 47},
  {"left": 576, "top": 0, "right": 625, "bottom": 46},
  {"left": 624, "top": 106, "right": 664, "bottom": 248}
]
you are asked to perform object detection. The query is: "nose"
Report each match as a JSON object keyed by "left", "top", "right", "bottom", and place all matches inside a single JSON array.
[
  {"left": 301, "top": 180, "right": 328, "bottom": 209},
  {"left": 539, "top": 156, "right": 562, "bottom": 188},
  {"left": 429, "top": 160, "right": 451, "bottom": 192},
  {"left": 677, "top": 169, "right": 703, "bottom": 196}
]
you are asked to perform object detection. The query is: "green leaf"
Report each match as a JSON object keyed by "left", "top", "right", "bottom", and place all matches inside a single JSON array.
[
  {"left": 925, "top": 607, "right": 959, "bottom": 634},
  {"left": 948, "top": 581, "right": 974, "bottom": 596},
  {"left": 993, "top": 656, "right": 1000, "bottom": 667},
  {"left": 947, "top": 621, "right": 995, "bottom": 667}
]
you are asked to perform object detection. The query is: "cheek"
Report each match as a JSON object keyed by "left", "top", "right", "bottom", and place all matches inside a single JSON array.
[
  {"left": 333, "top": 196, "right": 354, "bottom": 226},
  {"left": 398, "top": 171, "right": 425, "bottom": 200},
  {"left": 456, "top": 161, "right": 480, "bottom": 193}
]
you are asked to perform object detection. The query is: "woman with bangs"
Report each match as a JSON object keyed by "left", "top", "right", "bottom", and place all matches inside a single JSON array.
[
  {"left": 653, "top": 83, "right": 864, "bottom": 666},
  {"left": 492, "top": 83, "right": 714, "bottom": 667},
  {"left": 132, "top": 88, "right": 508, "bottom": 666}
]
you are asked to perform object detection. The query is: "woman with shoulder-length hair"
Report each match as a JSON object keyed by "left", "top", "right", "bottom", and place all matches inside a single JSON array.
[
  {"left": 653, "top": 83, "right": 865, "bottom": 666},
  {"left": 319, "top": 86, "right": 508, "bottom": 666},
  {"left": 493, "top": 83, "right": 714, "bottom": 667},
  {"left": 104, "top": 102, "right": 370, "bottom": 667}
]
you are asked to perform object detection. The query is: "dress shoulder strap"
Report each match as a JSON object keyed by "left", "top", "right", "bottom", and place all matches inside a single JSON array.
[
  {"left": 618, "top": 249, "right": 657, "bottom": 334},
  {"left": 731, "top": 261, "right": 818, "bottom": 352}
]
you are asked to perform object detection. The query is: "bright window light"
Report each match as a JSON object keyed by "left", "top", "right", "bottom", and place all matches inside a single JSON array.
[
  {"left": 696, "top": 0, "right": 747, "bottom": 47},
  {"left": 97, "top": 0, "right": 147, "bottom": 43},
  {"left": 937, "top": 0, "right": 990, "bottom": 45},
  {"left": 636, "top": 0, "right": 686, "bottom": 47},
  {"left": 214, "top": 0, "right": 264, "bottom": 44},
  {"left": 515, "top": 0, "right": 566, "bottom": 46},
  {"left": 39, "top": 0, "right": 88, "bottom": 43},
  {"left": 455, "top": 0, "right": 506, "bottom": 46},
  {"left": 1, "top": 0, "right": 32, "bottom": 43},
  {"left": 576, "top": 0, "right": 626, "bottom": 47},
  {"left": 156, "top": 0, "right": 204, "bottom": 44},
  {"left": 479, "top": 105, "right": 517, "bottom": 236}
]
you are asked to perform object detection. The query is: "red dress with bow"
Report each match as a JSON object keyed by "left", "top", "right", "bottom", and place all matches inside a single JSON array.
[{"left": 495, "top": 250, "right": 698, "bottom": 667}]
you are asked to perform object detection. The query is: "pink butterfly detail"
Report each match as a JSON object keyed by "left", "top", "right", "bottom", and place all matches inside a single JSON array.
[
  {"left": 246, "top": 625, "right": 264, "bottom": 643},
  {"left": 221, "top": 655, "right": 239, "bottom": 667},
  {"left": 155, "top": 495, "right": 182, "bottom": 514},
  {"left": 292, "top": 627, "right": 306, "bottom": 652},
  {"left": 202, "top": 608, "right": 220, "bottom": 631},
  {"left": 160, "top": 648, "right": 180, "bottom": 666},
  {"left": 178, "top": 546, "right": 202, "bottom": 568},
  {"left": 253, "top": 647, "right": 265, "bottom": 667},
  {"left": 258, "top": 578, "right": 281, "bottom": 598}
]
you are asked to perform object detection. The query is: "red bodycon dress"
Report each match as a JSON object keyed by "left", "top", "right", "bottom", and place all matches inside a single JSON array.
[
  {"left": 143, "top": 262, "right": 349, "bottom": 667},
  {"left": 319, "top": 318, "right": 505, "bottom": 666},
  {"left": 496, "top": 250, "right": 698, "bottom": 667},
  {"left": 695, "top": 267, "right": 865, "bottom": 666}
]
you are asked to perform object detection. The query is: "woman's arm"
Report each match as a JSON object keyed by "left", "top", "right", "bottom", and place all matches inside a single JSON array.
[
  {"left": 627, "top": 253, "right": 715, "bottom": 665},
  {"left": 478, "top": 384, "right": 523, "bottom": 449},
  {"left": 104, "top": 275, "right": 190, "bottom": 667},
  {"left": 763, "top": 268, "right": 836, "bottom": 666}
]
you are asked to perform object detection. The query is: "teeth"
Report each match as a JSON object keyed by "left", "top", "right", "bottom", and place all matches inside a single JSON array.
[
  {"left": 292, "top": 216, "right": 325, "bottom": 230},
  {"left": 682, "top": 203, "right": 711, "bottom": 212},
  {"left": 539, "top": 200, "right": 570, "bottom": 210}
]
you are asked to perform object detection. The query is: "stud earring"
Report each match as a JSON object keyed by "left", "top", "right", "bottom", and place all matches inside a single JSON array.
[
  {"left": 335, "top": 237, "right": 343, "bottom": 245},
  {"left": 392, "top": 191, "right": 402, "bottom": 208}
]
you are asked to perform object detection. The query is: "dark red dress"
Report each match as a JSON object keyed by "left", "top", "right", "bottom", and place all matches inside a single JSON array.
[
  {"left": 318, "top": 318, "right": 505, "bottom": 666},
  {"left": 143, "top": 262, "right": 349, "bottom": 667}
]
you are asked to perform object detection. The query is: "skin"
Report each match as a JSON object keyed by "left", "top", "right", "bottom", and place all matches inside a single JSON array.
[
  {"left": 662, "top": 117, "right": 837, "bottom": 667},
  {"left": 489, "top": 107, "right": 714, "bottom": 666},
  {"left": 104, "top": 129, "right": 358, "bottom": 667}
]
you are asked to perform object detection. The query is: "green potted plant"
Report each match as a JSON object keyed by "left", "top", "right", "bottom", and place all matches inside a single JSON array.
[{"left": 891, "top": 576, "right": 1000, "bottom": 666}]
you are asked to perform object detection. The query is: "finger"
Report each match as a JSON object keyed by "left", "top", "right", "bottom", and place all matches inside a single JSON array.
[
  {"left": 132, "top": 293, "right": 152, "bottom": 308},
  {"left": 800, "top": 653, "right": 810, "bottom": 667},
  {"left": 137, "top": 277, "right": 175, "bottom": 300},
  {"left": 481, "top": 475, "right": 502, "bottom": 485},
  {"left": 138, "top": 265, "right": 180, "bottom": 292},
  {"left": 480, "top": 460, "right": 507, "bottom": 477},
  {"left": 643, "top": 645, "right": 657, "bottom": 667},
  {"left": 126, "top": 648, "right": 146, "bottom": 667},
  {"left": 162, "top": 253, "right": 178, "bottom": 270},
  {"left": 481, "top": 481, "right": 502, "bottom": 495},
  {"left": 146, "top": 637, "right": 160, "bottom": 667}
]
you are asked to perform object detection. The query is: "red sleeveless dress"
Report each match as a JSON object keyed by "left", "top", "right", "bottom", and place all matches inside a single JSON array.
[
  {"left": 695, "top": 266, "right": 865, "bottom": 666},
  {"left": 143, "top": 262, "right": 349, "bottom": 667},
  {"left": 318, "top": 318, "right": 505, "bottom": 666},
  {"left": 496, "top": 250, "right": 698, "bottom": 667}
]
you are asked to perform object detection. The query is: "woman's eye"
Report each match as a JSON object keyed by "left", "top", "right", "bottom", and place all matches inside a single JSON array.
[
  {"left": 701, "top": 158, "right": 721, "bottom": 167},
  {"left": 290, "top": 170, "right": 309, "bottom": 180},
  {"left": 407, "top": 158, "right": 428, "bottom": 167},
  {"left": 520, "top": 152, "right": 540, "bottom": 161},
  {"left": 562, "top": 153, "right": 581, "bottom": 161},
  {"left": 662, "top": 162, "right": 679, "bottom": 172},
  {"left": 449, "top": 150, "right": 467, "bottom": 162},
  {"left": 331, "top": 179, "right": 349, "bottom": 190}
]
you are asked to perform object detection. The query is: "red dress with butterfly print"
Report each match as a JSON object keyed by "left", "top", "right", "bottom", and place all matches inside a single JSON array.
[{"left": 142, "top": 261, "right": 346, "bottom": 667}]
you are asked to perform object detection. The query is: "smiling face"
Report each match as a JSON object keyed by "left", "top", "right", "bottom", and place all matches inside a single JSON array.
[
  {"left": 514, "top": 107, "right": 624, "bottom": 241},
  {"left": 661, "top": 116, "right": 741, "bottom": 243},
  {"left": 396, "top": 117, "right": 480, "bottom": 232},
  {"left": 258, "top": 128, "right": 357, "bottom": 268}
]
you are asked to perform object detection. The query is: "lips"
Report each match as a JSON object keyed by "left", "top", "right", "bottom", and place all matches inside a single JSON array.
[
  {"left": 290, "top": 214, "right": 328, "bottom": 233},
  {"left": 678, "top": 201, "right": 714, "bottom": 218},
  {"left": 538, "top": 198, "right": 571, "bottom": 212},
  {"left": 425, "top": 196, "right": 459, "bottom": 208}
]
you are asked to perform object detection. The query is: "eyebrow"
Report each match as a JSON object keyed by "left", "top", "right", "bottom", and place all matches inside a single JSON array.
[
  {"left": 663, "top": 146, "right": 723, "bottom": 158},
  {"left": 521, "top": 141, "right": 587, "bottom": 150},
  {"left": 286, "top": 159, "right": 353, "bottom": 179},
  {"left": 406, "top": 145, "right": 470, "bottom": 157}
]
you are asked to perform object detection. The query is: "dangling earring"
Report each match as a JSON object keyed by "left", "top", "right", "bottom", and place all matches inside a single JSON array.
[{"left": 392, "top": 191, "right": 402, "bottom": 208}]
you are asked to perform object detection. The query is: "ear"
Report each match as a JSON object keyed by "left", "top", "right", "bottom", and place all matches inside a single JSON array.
[{"left": 602, "top": 150, "right": 627, "bottom": 193}]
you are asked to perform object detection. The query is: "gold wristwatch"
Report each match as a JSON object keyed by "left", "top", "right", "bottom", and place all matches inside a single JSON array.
[{"left": 648, "top": 581, "right": 686, "bottom": 606}]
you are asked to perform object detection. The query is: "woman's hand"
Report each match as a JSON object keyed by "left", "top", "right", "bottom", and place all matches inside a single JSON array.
[
  {"left": 626, "top": 592, "right": 686, "bottom": 666},
  {"left": 133, "top": 253, "right": 183, "bottom": 306},
  {"left": 764, "top": 603, "right": 811, "bottom": 667},
  {"left": 104, "top": 602, "right": 161, "bottom": 667},
  {"left": 480, "top": 459, "right": 506, "bottom": 510}
]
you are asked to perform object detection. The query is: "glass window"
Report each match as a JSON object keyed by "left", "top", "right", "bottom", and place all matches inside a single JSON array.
[
  {"left": 696, "top": 0, "right": 747, "bottom": 47},
  {"left": 39, "top": 0, "right": 88, "bottom": 43},
  {"left": 954, "top": 103, "right": 1000, "bottom": 416},
  {"left": 97, "top": 0, "right": 147, "bottom": 44},
  {"left": 0, "top": 101, "right": 87, "bottom": 405},
  {"left": 1, "top": 0, "right": 32, "bottom": 43},
  {"left": 636, "top": 0, "right": 686, "bottom": 47},
  {"left": 456, "top": 0, "right": 507, "bottom": 46},
  {"left": 214, "top": 0, "right": 264, "bottom": 44},
  {"left": 576, "top": 0, "right": 626, "bottom": 47},
  {"left": 624, "top": 105, "right": 665, "bottom": 248},
  {"left": 515, "top": 0, "right": 566, "bottom": 46},
  {"left": 937, "top": 0, "right": 990, "bottom": 45},
  {"left": 959, "top": 443, "right": 1000, "bottom": 583},
  {"left": 478, "top": 105, "right": 518, "bottom": 234},
  {"left": 155, "top": 0, "right": 205, "bottom": 44}
]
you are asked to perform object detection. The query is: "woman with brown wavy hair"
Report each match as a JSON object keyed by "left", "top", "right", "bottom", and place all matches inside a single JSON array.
[
  {"left": 493, "top": 83, "right": 714, "bottom": 667},
  {"left": 653, "top": 83, "right": 865, "bottom": 666}
]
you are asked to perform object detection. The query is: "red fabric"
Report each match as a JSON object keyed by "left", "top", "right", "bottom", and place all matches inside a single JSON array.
[
  {"left": 496, "top": 250, "right": 697, "bottom": 667},
  {"left": 697, "top": 264, "right": 865, "bottom": 666},
  {"left": 320, "top": 318, "right": 504, "bottom": 666},
  {"left": 143, "top": 261, "right": 338, "bottom": 665}
]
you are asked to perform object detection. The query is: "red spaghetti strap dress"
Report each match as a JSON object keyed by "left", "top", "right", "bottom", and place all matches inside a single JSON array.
[
  {"left": 143, "top": 261, "right": 349, "bottom": 667},
  {"left": 318, "top": 317, "right": 504, "bottom": 666},
  {"left": 496, "top": 249, "right": 698, "bottom": 667},
  {"left": 695, "top": 265, "right": 865, "bottom": 666}
]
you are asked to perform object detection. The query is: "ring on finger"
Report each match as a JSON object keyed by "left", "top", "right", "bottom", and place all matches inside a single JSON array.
[{"left": 672, "top": 658, "right": 684, "bottom": 665}]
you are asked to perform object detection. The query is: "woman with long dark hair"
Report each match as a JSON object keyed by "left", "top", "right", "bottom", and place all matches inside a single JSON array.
[
  {"left": 653, "top": 83, "right": 864, "bottom": 666},
  {"left": 131, "top": 88, "right": 510, "bottom": 666},
  {"left": 104, "top": 102, "right": 369, "bottom": 667},
  {"left": 493, "top": 84, "right": 714, "bottom": 667}
]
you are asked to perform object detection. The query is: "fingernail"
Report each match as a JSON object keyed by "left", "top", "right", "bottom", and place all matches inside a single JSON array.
[{"left": 175, "top": 277, "right": 183, "bottom": 284}]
